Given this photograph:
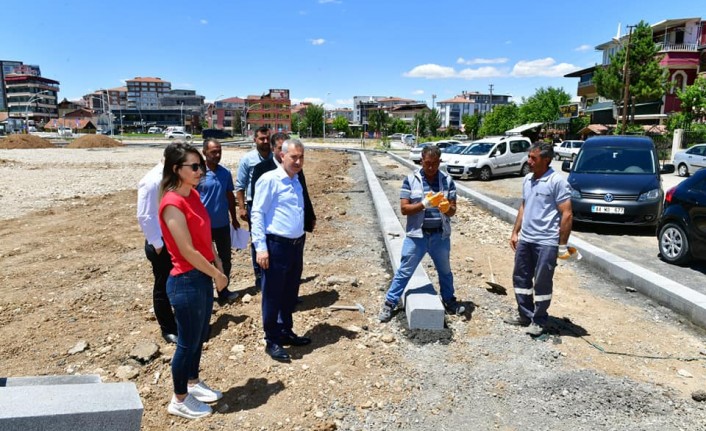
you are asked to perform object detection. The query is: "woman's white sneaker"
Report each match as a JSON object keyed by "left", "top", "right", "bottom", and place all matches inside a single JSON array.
[
  {"left": 187, "top": 380, "right": 223, "bottom": 403},
  {"left": 167, "top": 394, "right": 212, "bottom": 419}
]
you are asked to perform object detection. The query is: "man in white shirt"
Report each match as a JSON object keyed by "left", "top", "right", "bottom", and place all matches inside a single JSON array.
[{"left": 137, "top": 147, "right": 178, "bottom": 343}]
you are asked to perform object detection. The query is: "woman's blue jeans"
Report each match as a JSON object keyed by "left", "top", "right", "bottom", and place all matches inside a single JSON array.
[{"left": 167, "top": 269, "right": 213, "bottom": 395}]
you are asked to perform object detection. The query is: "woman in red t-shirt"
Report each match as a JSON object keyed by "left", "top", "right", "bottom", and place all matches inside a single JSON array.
[{"left": 158, "top": 143, "right": 228, "bottom": 420}]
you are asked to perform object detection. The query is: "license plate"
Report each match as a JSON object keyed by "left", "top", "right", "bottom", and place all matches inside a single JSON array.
[
  {"left": 448, "top": 167, "right": 461, "bottom": 173},
  {"left": 591, "top": 205, "right": 624, "bottom": 214}
]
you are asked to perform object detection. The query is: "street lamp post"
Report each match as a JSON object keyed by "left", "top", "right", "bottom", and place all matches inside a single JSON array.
[
  {"left": 25, "top": 90, "right": 49, "bottom": 133},
  {"left": 242, "top": 102, "right": 262, "bottom": 139},
  {"left": 620, "top": 26, "right": 634, "bottom": 133},
  {"left": 179, "top": 101, "right": 184, "bottom": 130},
  {"left": 323, "top": 92, "right": 330, "bottom": 143}
]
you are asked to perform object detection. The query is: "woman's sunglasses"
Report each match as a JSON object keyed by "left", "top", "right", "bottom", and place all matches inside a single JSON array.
[{"left": 180, "top": 163, "right": 205, "bottom": 172}]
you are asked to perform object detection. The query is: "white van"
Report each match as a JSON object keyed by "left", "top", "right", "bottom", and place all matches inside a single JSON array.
[
  {"left": 444, "top": 136, "right": 531, "bottom": 180},
  {"left": 163, "top": 126, "right": 184, "bottom": 136}
]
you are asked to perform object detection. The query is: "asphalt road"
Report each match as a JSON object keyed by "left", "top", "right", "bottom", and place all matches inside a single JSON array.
[{"left": 448, "top": 158, "right": 706, "bottom": 297}]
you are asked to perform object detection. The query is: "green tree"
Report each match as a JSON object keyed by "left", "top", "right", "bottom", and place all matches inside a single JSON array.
[
  {"left": 518, "top": 87, "right": 571, "bottom": 123},
  {"left": 290, "top": 113, "right": 302, "bottom": 136},
  {"left": 593, "top": 20, "right": 667, "bottom": 122},
  {"left": 462, "top": 113, "right": 482, "bottom": 140},
  {"left": 367, "top": 109, "right": 390, "bottom": 137},
  {"left": 388, "top": 118, "right": 411, "bottom": 134},
  {"left": 677, "top": 76, "right": 706, "bottom": 127},
  {"left": 413, "top": 112, "right": 428, "bottom": 137},
  {"left": 303, "top": 104, "right": 325, "bottom": 137},
  {"left": 426, "top": 108, "right": 442, "bottom": 136},
  {"left": 478, "top": 103, "right": 520, "bottom": 137},
  {"left": 332, "top": 115, "right": 350, "bottom": 135}
]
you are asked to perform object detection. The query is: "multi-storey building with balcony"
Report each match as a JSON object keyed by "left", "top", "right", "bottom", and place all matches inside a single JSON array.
[
  {"left": 437, "top": 91, "right": 511, "bottom": 130},
  {"left": 244, "top": 89, "right": 291, "bottom": 135},
  {"left": 326, "top": 107, "right": 354, "bottom": 122},
  {"left": 565, "top": 17, "right": 706, "bottom": 125},
  {"left": 126, "top": 77, "right": 171, "bottom": 110},
  {"left": 5, "top": 72, "right": 59, "bottom": 127},
  {"left": 209, "top": 97, "right": 246, "bottom": 131}
]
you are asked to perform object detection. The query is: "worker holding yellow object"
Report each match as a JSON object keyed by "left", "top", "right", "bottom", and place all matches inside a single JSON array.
[
  {"left": 557, "top": 245, "right": 582, "bottom": 260},
  {"left": 438, "top": 198, "right": 451, "bottom": 214},
  {"left": 422, "top": 191, "right": 444, "bottom": 208}
]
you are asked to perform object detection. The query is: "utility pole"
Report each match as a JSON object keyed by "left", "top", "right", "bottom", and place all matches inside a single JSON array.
[
  {"left": 488, "top": 84, "right": 494, "bottom": 114},
  {"left": 620, "top": 25, "right": 634, "bottom": 133},
  {"left": 431, "top": 94, "right": 436, "bottom": 110}
]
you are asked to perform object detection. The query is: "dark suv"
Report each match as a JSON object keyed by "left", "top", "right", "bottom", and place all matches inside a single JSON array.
[
  {"left": 562, "top": 136, "right": 675, "bottom": 226},
  {"left": 657, "top": 168, "right": 706, "bottom": 264},
  {"left": 202, "top": 128, "right": 233, "bottom": 140}
]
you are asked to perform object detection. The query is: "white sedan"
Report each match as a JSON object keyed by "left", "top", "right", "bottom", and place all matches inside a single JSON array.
[
  {"left": 673, "top": 143, "right": 706, "bottom": 177},
  {"left": 554, "top": 140, "right": 584, "bottom": 161},
  {"left": 166, "top": 131, "right": 193, "bottom": 140}
]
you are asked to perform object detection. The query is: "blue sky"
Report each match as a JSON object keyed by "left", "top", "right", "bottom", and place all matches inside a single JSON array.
[{"left": 3, "top": 0, "right": 700, "bottom": 108}]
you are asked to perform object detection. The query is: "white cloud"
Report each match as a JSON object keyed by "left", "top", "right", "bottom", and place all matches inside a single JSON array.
[
  {"left": 412, "top": 90, "right": 424, "bottom": 95},
  {"left": 457, "top": 66, "right": 507, "bottom": 79},
  {"left": 403, "top": 64, "right": 457, "bottom": 79},
  {"left": 574, "top": 44, "right": 592, "bottom": 52},
  {"left": 511, "top": 57, "right": 578, "bottom": 77},
  {"left": 310, "top": 38, "right": 326, "bottom": 46},
  {"left": 200, "top": 19, "right": 208, "bottom": 25},
  {"left": 457, "top": 57, "right": 508, "bottom": 65},
  {"left": 335, "top": 98, "right": 352, "bottom": 106},
  {"left": 404, "top": 63, "right": 506, "bottom": 80}
]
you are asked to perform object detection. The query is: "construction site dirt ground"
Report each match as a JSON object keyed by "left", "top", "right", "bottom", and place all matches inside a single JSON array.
[{"left": 1, "top": 146, "right": 706, "bottom": 430}]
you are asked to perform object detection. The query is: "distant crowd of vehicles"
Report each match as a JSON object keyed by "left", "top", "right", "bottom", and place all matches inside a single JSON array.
[{"left": 407, "top": 134, "right": 706, "bottom": 266}]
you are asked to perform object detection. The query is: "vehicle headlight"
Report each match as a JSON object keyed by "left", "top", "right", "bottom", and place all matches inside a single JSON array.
[
  {"left": 570, "top": 189, "right": 581, "bottom": 199},
  {"left": 638, "top": 188, "right": 660, "bottom": 202}
]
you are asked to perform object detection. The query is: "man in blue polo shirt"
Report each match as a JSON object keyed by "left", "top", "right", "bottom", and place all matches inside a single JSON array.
[
  {"left": 198, "top": 138, "right": 240, "bottom": 306},
  {"left": 507, "top": 142, "right": 573, "bottom": 336}
]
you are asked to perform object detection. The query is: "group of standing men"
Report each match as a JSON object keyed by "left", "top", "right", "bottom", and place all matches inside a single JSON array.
[{"left": 137, "top": 127, "right": 316, "bottom": 363}]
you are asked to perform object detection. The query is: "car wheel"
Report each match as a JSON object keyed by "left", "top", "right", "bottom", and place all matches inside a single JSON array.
[
  {"left": 678, "top": 163, "right": 689, "bottom": 177},
  {"left": 479, "top": 166, "right": 492, "bottom": 181},
  {"left": 659, "top": 222, "right": 691, "bottom": 265},
  {"left": 520, "top": 163, "right": 531, "bottom": 176},
  {"left": 571, "top": 154, "right": 576, "bottom": 162},
  {"left": 554, "top": 154, "right": 561, "bottom": 161}
]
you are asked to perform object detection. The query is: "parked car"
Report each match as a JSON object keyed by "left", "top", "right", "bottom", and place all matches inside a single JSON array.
[
  {"left": 444, "top": 136, "right": 531, "bottom": 180},
  {"left": 554, "top": 140, "right": 584, "bottom": 161},
  {"left": 656, "top": 168, "right": 706, "bottom": 264},
  {"left": 440, "top": 142, "right": 472, "bottom": 164},
  {"left": 166, "top": 130, "right": 192, "bottom": 140},
  {"left": 408, "top": 140, "right": 459, "bottom": 164},
  {"left": 451, "top": 134, "right": 469, "bottom": 141},
  {"left": 562, "top": 136, "right": 675, "bottom": 226},
  {"left": 202, "top": 128, "right": 233, "bottom": 140},
  {"left": 402, "top": 134, "right": 416, "bottom": 146},
  {"left": 673, "top": 143, "right": 706, "bottom": 177},
  {"left": 147, "top": 126, "right": 163, "bottom": 134}
]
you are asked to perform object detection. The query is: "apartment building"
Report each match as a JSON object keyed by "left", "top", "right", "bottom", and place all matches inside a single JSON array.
[
  {"left": 5, "top": 72, "right": 59, "bottom": 127},
  {"left": 126, "top": 77, "right": 171, "bottom": 110},
  {"left": 437, "top": 91, "right": 511, "bottom": 130},
  {"left": 209, "top": 97, "right": 246, "bottom": 131},
  {"left": 244, "top": 89, "right": 291, "bottom": 135},
  {"left": 565, "top": 17, "right": 706, "bottom": 125}
]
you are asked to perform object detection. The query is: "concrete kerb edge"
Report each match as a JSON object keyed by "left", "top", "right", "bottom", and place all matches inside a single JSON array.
[
  {"left": 385, "top": 151, "right": 706, "bottom": 329},
  {"left": 358, "top": 151, "right": 445, "bottom": 329}
]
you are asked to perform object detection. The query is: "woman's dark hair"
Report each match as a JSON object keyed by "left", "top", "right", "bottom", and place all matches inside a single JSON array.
[{"left": 160, "top": 142, "right": 204, "bottom": 196}]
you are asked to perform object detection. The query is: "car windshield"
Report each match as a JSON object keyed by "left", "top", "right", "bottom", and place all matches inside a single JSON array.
[
  {"left": 571, "top": 141, "right": 583, "bottom": 149},
  {"left": 573, "top": 147, "right": 656, "bottom": 174},
  {"left": 461, "top": 142, "right": 494, "bottom": 155},
  {"left": 445, "top": 145, "right": 467, "bottom": 155}
]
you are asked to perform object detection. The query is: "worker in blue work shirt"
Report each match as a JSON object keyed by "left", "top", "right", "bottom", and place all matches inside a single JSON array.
[
  {"left": 506, "top": 142, "right": 573, "bottom": 337},
  {"left": 378, "top": 144, "right": 465, "bottom": 323}
]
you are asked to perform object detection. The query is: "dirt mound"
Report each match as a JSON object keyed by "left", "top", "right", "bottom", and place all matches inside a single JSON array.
[
  {"left": 0, "top": 134, "right": 54, "bottom": 149},
  {"left": 66, "top": 135, "right": 123, "bottom": 148}
]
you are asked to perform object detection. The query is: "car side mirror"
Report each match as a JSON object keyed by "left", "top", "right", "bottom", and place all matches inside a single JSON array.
[
  {"left": 562, "top": 160, "right": 571, "bottom": 172},
  {"left": 660, "top": 163, "right": 675, "bottom": 174}
]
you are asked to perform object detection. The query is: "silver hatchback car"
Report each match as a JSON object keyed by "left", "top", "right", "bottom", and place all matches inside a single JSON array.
[{"left": 673, "top": 143, "right": 706, "bottom": 177}]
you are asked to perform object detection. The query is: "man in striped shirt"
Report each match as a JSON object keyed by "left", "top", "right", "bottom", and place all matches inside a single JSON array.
[{"left": 379, "top": 145, "right": 465, "bottom": 323}]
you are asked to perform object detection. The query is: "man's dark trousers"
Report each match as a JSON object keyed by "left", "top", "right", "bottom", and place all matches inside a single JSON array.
[
  {"left": 261, "top": 235, "right": 305, "bottom": 344},
  {"left": 211, "top": 225, "right": 232, "bottom": 299},
  {"left": 144, "top": 240, "right": 177, "bottom": 335}
]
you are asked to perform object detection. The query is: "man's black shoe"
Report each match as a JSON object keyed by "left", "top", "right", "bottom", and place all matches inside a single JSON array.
[
  {"left": 265, "top": 343, "right": 291, "bottom": 362},
  {"left": 280, "top": 333, "right": 311, "bottom": 346},
  {"left": 216, "top": 290, "right": 239, "bottom": 307},
  {"left": 162, "top": 332, "right": 178, "bottom": 344}
]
